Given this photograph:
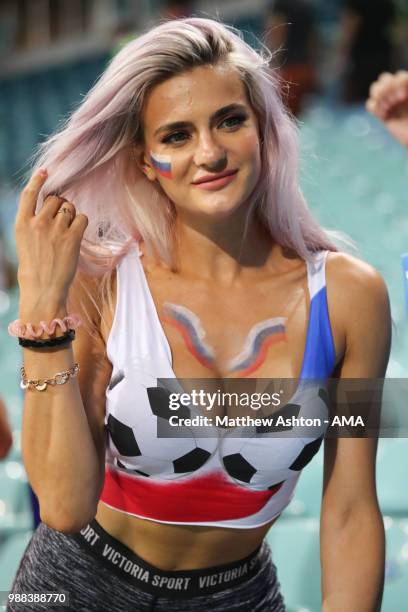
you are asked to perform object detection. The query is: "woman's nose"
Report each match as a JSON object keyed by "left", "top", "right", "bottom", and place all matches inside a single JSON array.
[{"left": 193, "top": 132, "right": 227, "bottom": 169}]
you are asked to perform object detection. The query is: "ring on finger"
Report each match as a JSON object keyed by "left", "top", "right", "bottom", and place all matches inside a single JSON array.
[{"left": 56, "top": 206, "right": 74, "bottom": 222}]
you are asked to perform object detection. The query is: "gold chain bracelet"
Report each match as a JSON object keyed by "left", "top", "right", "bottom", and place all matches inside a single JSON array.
[{"left": 20, "top": 363, "right": 80, "bottom": 392}]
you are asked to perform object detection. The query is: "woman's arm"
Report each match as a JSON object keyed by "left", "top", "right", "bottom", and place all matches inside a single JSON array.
[
  {"left": 321, "top": 253, "right": 391, "bottom": 612},
  {"left": 20, "top": 271, "right": 112, "bottom": 532}
]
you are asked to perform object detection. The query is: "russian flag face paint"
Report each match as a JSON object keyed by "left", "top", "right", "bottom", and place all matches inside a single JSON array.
[{"left": 150, "top": 151, "right": 172, "bottom": 179}]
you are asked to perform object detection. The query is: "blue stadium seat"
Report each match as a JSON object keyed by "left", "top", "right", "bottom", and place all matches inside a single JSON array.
[{"left": 377, "top": 440, "right": 408, "bottom": 516}]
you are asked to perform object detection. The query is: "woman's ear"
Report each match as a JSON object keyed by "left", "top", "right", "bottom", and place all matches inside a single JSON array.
[{"left": 133, "top": 146, "right": 157, "bottom": 182}]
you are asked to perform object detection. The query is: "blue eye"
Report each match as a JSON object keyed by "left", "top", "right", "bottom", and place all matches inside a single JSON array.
[
  {"left": 220, "top": 114, "right": 248, "bottom": 128},
  {"left": 162, "top": 131, "right": 189, "bottom": 145}
]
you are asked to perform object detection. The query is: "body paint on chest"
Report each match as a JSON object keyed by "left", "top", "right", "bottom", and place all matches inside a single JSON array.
[
  {"left": 226, "top": 317, "right": 287, "bottom": 377},
  {"left": 150, "top": 151, "right": 173, "bottom": 179},
  {"left": 161, "top": 302, "right": 287, "bottom": 376},
  {"left": 162, "top": 302, "right": 215, "bottom": 369}
]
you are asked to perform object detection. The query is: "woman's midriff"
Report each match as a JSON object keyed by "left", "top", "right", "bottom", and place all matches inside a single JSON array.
[{"left": 95, "top": 500, "right": 279, "bottom": 571}]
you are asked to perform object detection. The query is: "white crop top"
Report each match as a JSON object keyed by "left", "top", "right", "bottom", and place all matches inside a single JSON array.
[{"left": 99, "top": 243, "right": 336, "bottom": 528}]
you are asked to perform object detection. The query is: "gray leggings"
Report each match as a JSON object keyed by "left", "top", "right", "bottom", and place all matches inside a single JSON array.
[{"left": 8, "top": 521, "right": 286, "bottom": 611}]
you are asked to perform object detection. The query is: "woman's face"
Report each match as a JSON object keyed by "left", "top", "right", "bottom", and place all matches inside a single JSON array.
[{"left": 138, "top": 63, "right": 262, "bottom": 221}]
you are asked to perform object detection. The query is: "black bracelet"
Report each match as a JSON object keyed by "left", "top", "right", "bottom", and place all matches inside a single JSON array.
[{"left": 18, "top": 329, "right": 76, "bottom": 348}]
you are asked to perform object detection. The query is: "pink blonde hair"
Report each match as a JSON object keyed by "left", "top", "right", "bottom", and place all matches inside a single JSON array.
[{"left": 28, "top": 17, "right": 349, "bottom": 334}]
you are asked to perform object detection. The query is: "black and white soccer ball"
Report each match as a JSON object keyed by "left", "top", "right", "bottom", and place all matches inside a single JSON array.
[
  {"left": 105, "top": 361, "right": 217, "bottom": 479},
  {"left": 219, "top": 383, "right": 330, "bottom": 491}
]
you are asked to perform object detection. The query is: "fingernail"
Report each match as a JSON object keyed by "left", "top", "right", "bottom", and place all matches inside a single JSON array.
[{"left": 37, "top": 168, "right": 48, "bottom": 177}]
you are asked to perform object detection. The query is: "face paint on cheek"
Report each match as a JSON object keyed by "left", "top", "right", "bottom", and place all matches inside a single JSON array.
[{"left": 149, "top": 151, "right": 173, "bottom": 179}]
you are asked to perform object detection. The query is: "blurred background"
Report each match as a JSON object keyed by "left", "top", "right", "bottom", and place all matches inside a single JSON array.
[{"left": 0, "top": 1, "right": 407, "bottom": 610}]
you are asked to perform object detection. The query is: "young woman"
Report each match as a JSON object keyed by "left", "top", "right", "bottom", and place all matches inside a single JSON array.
[{"left": 8, "top": 17, "right": 390, "bottom": 612}]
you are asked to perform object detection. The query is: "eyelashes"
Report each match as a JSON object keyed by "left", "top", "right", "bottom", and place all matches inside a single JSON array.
[
  {"left": 162, "top": 132, "right": 188, "bottom": 145},
  {"left": 219, "top": 113, "right": 249, "bottom": 131},
  {"left": 160, "top": 114, "right": 249, "bottom": 145}
]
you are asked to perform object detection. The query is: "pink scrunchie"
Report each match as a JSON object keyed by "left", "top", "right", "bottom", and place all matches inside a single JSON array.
[{"left": 8, "top": 313, "right": 82, "bottom": 339}]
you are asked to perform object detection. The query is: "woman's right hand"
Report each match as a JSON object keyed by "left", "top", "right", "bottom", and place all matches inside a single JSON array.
[{"left": 15, "top": 169, "right": 88, "bottom": 313}]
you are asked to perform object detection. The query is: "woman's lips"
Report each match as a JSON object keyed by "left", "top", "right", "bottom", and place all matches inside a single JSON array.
[{"left": 193, "top": 170, "right": 238, "bottom": 190}]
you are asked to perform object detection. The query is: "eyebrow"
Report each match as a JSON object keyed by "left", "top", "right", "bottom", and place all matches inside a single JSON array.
[{"left": 153, "top": 103, "right": 249, "bottom": 137}]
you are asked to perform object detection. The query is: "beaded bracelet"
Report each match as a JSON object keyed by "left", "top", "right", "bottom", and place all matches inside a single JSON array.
[{"left": 20, "top": 363, "right": 80, "bottom": 392}]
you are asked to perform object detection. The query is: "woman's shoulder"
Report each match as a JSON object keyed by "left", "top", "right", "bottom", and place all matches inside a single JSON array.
[
  {"left": 325, "top": 250, "right": 390, "bottom": 329},
  {"left": 325, "top": 250, "right": 388, "bottom": 295}
]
